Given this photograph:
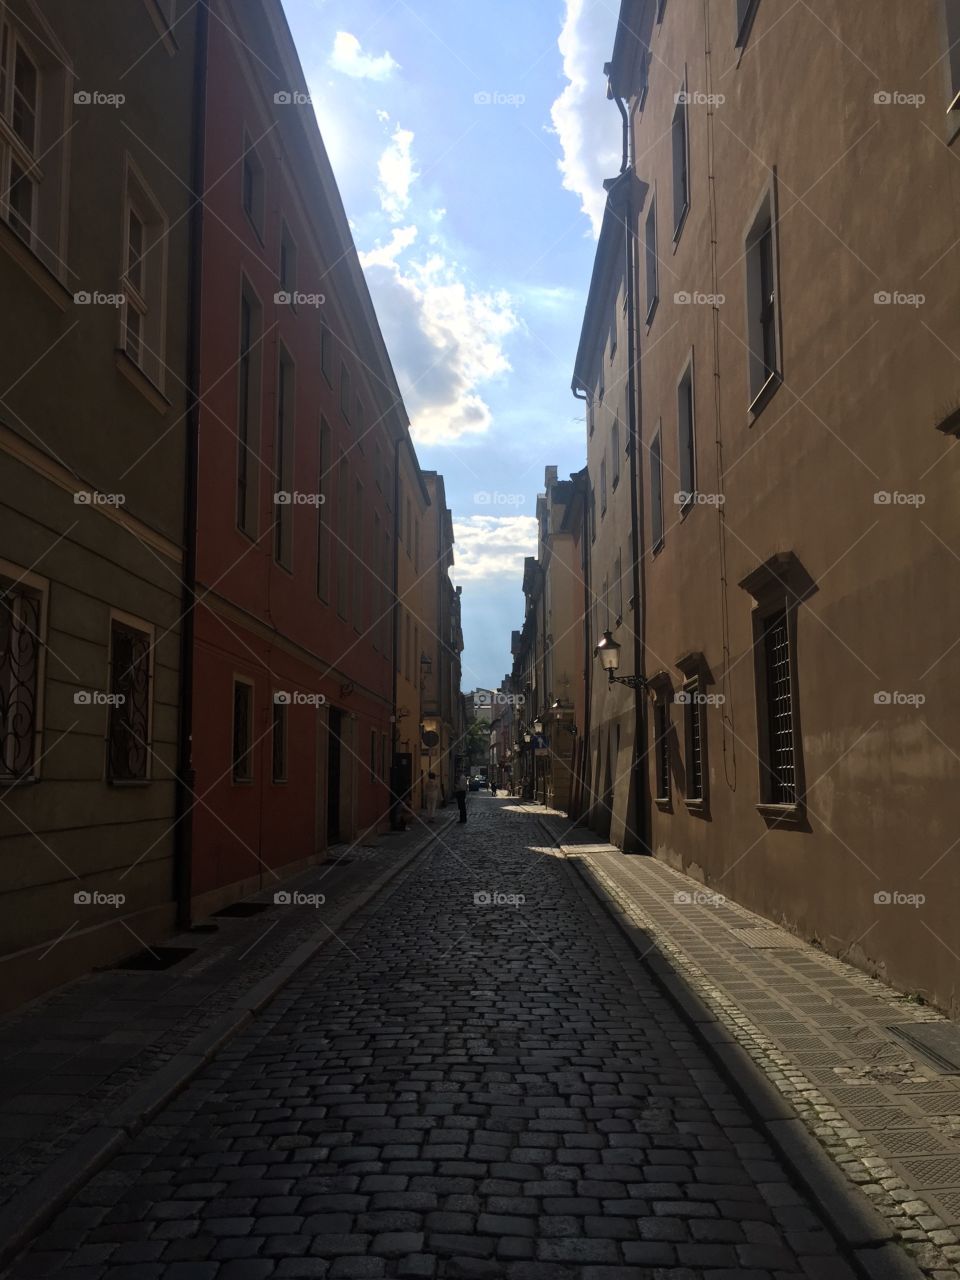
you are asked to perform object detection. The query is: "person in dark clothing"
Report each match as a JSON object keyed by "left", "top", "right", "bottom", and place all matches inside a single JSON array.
[{"left": 454, "top": 771, "right": 469, "bottom": 823}]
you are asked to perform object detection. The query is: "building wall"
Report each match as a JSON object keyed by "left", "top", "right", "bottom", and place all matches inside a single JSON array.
[
  {"left": 0, "top": 0, "right": 197, "bottom": 1007},
  {"left": 190, "top": 0, "right": 397, "bottom": 906},
  {"left": 396, "top": 445, "right": 430, "bottom": 810},
  {"left": 621, "top": 0, "right": 960, "bottom": 1012}
]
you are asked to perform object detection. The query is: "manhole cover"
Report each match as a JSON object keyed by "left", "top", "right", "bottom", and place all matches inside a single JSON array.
[
  {"left": 887, "top": 1024, "right": 960, "bottom": 1075},
  {"left": 899, "top": 1155, "right": 960, "bottom": 1187},
  {"left": 898, "top": 1092, "right": 960, "bottom": 1115},
  {"left": 879, "top": 1129, "right": 952, "bottom": 1156},
  {"left": 846, "top": 1106, "right": 916, "bottom": 1128},
  {"left": 111, "top": 946, "right": 196, "bottom": 972},
  {"left": 932, "top": 1189, "right": 960, "bottom": 1224},
  {"left": 831, "top": 1086, "right": 898, "bottom": 1106},
  {"left": 212, "top": 902, "right": 271, "bottom": 918}
]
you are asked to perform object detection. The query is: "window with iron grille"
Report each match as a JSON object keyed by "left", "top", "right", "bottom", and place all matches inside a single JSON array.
[
  {"left": 232, "top": 679, "right": 253, "bottom": 782},
  {"left": 762, "top": 610, "right": 796, "bottom": 804},
  {"left": 272, "top": 696, "right": 287, "bottom": 782},
  {"left": 683, "top": 677, "right": 704, "bottom": 801},
  {"left": 654, "top": 699, "right": 670, "bottom": 802},
  {"left": 0, "top": 574, "right": 44, "bottom": 780},
  {"left": 107, "top": 619, "right": 152, "bottom": 782}
]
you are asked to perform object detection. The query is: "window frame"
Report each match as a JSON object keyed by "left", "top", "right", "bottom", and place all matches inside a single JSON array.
[
  {"left": 279, "top": 219, "right": 297, "bottom": 299},
  {"left": 236, "top": 275, "right": 263, "bottom": 538},
  {"left": 274, "top": 344, "right": 295, "bottom": 570},
  {"left": 611, "top": 417, "right": 621, "bottom": 488},
  {"left": 644, "top": 192, "right": 659, "bottom": 323},
  {"left": 735, "top": 0, "right": 761, "bottom": 48},
  {"left": 106, "top": 610, "right": 155, "bottom": 785},
  {"left": 0, "top": 559, "right": 47, "bottom": 783},
  {"left": 744, "top": 180, "right": 783, "bottom": 418},
  {"left": 231, "top": 675, "right": 255, "bottom": 784},
  {"left": 340, "top": 360, "right": 352, "bottom": 422},
  {"left": 947, "top": 0, "right": 960, "bottom": 140},
  {"left": 240, "top": 131, "right": 265, "bottom": 241},
  {"left": 317, "top": 416, "right": 330, "bottom": 600},
  {"left": 671, "top": 81, "right": 690, "bottom": 242},
  {"left": 676, "top": 357, "right": 696, "bottom": 514},
  {"left": 119, "top": 156, "right": 169, "bottom": 394},
  {"left": 650, "top": 425, "right": 664, "bottom": 553}
]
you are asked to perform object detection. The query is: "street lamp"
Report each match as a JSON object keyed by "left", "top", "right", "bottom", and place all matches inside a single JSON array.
[
  {"left": 595, "top": 630, "right": 647, "bottom": 691},
  {"left": 533, "top": 717, "right": 543, "bottom": 735}
]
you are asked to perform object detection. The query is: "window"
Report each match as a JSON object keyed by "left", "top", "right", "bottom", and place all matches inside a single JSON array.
[
  {"left": 598, "top": 356, "right": 605, "bottom": 403},
  {"left": 374, "top": 442, "right": 383, "bottom": 492},
  {"left": 355, "top": 398, "right": 364, "bottom": 437},
  {"left": 340, "top": 362, "right": 351, "bottom": 422},
  {"left": 614, "top": 549, "right": 623, "bottom": 622},
  {"left": 677, "top": 362, "right": 695, "bottom": 511},
  {"left": 317, "top": 417, "right": 330, "bottom": 599},
  {"left": 761, "top": 611, "right": 796, "bottom": 805},
  {"left": 672, "top": 90, "right": 690, "bottom": 239},
  {"left": 644, "top": 196, "right": 659, "bottom": 321},
  {"left": 947, "top": 1, "right": 960, "bottom": 132},
  {"left": 590, "top": 485, "right": 597, "bottom": 542},
  {"left": 0, "top": 568, "right": 45, "bottom": 780},
  {"left": 370, "top": 728, "right": 377, "bottom": 778},
  {"left": 601, "top": 575, "right": 609, "bottom": 630},
  {"left": 232, "top": 679, "right": 253, "bottom": 782},
  {"left": 107, "top": 617, "right": 152, "bottom": 782},
  {"left": 121, "top": 164, "right": 167, "bottom": 389},
  {"left": 353, "top": 479, "right": 364, "bottom": 629},
  {"left": 337, "top": 456, "right": 349, "bottom": 619},
  {"left": 241, "top": 134, "right": 264, "bottom": 238},
  {"left": 0, "top": 16, "right": 69, "bottom": 275},
  {"left": 683, "top": 677, "right": 704, "bottom": 802},
  {"left": 237, "top": 281, "right": 262, "bottom": 536},
  {"left": 638, "top": 45, "right": 651, "bottom": 108},
  {"left": 609, "top": 311, "right": 618, "bottom": 362},
  {"left": 279, "top": 222, "right": 297, "bottom": 296},
  {"left": 600, "top": 455, "right": 607, "bottom": 515},
  {"left": 372, "top": 514, "right": 381, "bottom": 652},
  {"left": 414, "top": 520, "right": 420, "bottom": 574},
  {"left": 406, "top": 612, "right": 412, "bottom": 682},
  {"left": 745, "top": 191, "right": 782, "bottom": 411},
  {"left": 736, "top": 0, "right": 760, "bottom": 46},
  {"left": 321, "top": 323, "right": 334, "bottom": 383},
  {"left": 611, "top": 418, "right": 621, "bottom": 487},
  {"left": 650, "top": 428, "right": 664, "bottom": 551},
  {"left": 588, "top": 397, "right": 595, "bottom": 436},
  {"left": 272, "top": 695, "right": 287, "bottom": 782},
  {"left": 654, "top": 697, "right": 671, "bottom": 803},
  {"left": 274, "top": 348, "right": 295, "bottom": 568},
  {"left": 657, "top": 0, "right": 668, "bottom": 21},
  {"left": 381, "top": 732, "right": 388, "bottom": 781},
  {"left": 381, "top": 528, "right": 391, "bottom": 653}
]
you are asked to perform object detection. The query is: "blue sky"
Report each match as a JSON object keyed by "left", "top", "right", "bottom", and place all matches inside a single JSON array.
[{"left": 282, "top": 0, "right": 623, "bottom": 690}]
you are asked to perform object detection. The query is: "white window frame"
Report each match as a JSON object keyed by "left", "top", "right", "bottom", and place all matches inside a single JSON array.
[{"left": 120, "top": 155, "right": 169, "bottom": 392}]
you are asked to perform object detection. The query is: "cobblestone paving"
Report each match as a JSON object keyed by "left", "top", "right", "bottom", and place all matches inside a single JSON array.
[
  {"left": 4, "top": 797, "right": 878, "bottom": 1279},
  {"left": 533, "top": 809, "right": 960, "bottom": 1279},
  {"left": 0, "top": 821, "right": 449, "bottom": 1213}
]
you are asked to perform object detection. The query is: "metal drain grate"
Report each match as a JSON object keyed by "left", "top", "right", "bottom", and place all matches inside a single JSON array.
[
  {"left": 879, "top": 1129, "right": 952, "bottom": 1156},
  {"left": 898, "top": 1155, "right": 960, "bottom": 1187},
  {"left": 791, "top": 1049, "right": 844, "bottom": 1065},
  {"left": 830, "top": 1086, "right": 900, "bottom": 1106},
  {"left": 733, "top": 928, "right": 803, "bottom": 949},
  {"left": 846, "top": 1106, "right": 916, "bottom": 1129},
  {"left": 931, "top": 1189, "right": 960, "bottom": 1223},
  {"left": 776, "top": 1035, "right": 835, "bottom": 1051}
]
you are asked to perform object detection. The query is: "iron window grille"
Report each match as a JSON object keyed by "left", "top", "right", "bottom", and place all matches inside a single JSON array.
[
  {"left": 762, "top": 610, "right": 797, "bottom": 804},
  {"left": 0, "top": 576, "right": 43, "bottom": 780},
  {"left": 654, "top": 699, "right": 670, "bottom": 802},
  {"left": 683, "top": 678, "right": 704, "bottom": 801},
  {"left": 107, "top": 620, "right": 151, "bottom": 782}
]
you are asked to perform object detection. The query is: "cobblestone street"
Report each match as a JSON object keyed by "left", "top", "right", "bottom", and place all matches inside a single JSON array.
[{"left": 2, "top": 797, "right": 910, "bottom": 1280}]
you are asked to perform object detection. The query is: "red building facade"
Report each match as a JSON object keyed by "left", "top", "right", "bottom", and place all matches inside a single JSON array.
[{"left": 190, "top": 0, "right": 406, "bottom": 911}]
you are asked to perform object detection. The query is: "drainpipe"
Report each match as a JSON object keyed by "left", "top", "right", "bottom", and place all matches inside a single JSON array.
[
  {"left": 174, "top": 0, "right": 209, "bottom": 928},
  {"left": 613, "top": 88, "right": 651, "bottom": 856}
]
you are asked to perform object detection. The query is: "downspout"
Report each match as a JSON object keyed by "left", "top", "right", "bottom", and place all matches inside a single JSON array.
[
  {"left": 390, "top": 436, "right": 401, "bottom": 828},
  {"left": 613, "top": 88, "right": 651, "bottom": 855},
  {"left": 174, "top": 0, "right": 209, "bottom": 928}
]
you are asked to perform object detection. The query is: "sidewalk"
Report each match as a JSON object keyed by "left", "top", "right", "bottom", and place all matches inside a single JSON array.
[
  {"left": 0, "top": 812, "right": 455, "bottom": 1265},
  {"left": 534, "top": 805, "right": 960, "bottom": 1279}
]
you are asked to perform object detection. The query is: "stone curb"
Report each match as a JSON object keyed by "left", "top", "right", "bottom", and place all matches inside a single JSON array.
[
  {"left": 540, "top": 818, "right": 924, "bottom": 1280},
  {"left": 0, "top": 818, "right": 451, "bottom": 1271}
]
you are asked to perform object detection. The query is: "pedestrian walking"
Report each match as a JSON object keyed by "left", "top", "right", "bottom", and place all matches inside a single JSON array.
[
  {"left": 424, "top": 771, "right": 440, "bottom": 822},
  {"left": 454, "top": 771, "right": 469, "bottom": 823}
]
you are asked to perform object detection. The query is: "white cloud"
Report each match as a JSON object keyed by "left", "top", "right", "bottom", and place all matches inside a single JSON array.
[
  {"left": 329, "top": 31, "right": 399, "bottom": 81},
  {"left": 359, "top": 225, "right": 419, "bottom": 270},
  {"left": 363, "top": 248, "right": 519, "bottom": 446},
  {"left": 451, "top": 515, "right": 538, "bottom": 580},
  {"left": 549, "top": 0, "right": 622, "bottom": 236},
  {"left": 377, "top": 124, "right": 418, "bottom": 220}
]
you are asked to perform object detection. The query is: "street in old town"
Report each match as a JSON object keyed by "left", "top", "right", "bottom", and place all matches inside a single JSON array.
[{"left": 1, "top": 796, "right": 949, "bottom": 1279}]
